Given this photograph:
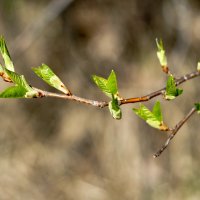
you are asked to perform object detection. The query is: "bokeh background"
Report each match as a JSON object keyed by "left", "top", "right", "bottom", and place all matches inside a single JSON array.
[{"left": 1, "top": 0, "right": 200, "bottom": 199}]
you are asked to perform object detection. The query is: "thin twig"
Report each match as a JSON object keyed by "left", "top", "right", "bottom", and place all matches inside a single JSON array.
[
  {"left": 1, "top": 70, "right": 199, "bottom": 109},
  {"left": 31, "top": 70, "right": 200, "bottom": 108},
  {"left": 34, "top": 88, "right": 108, "bottom": 108},
  {"left": 1, "top": 68, "right": 200, "bottom": 157},
  {"left": 153, "top": 106, "right": 197, "bottom": 158},
  {"left": 120, "top": 70, "right": 200, "bottom": 105}
]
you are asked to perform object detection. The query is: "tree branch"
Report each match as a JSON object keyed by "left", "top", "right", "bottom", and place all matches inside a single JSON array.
[
  {"left": 120, "top": 70, "right": 200, "bottom": 105},
  {"left": 153, "top": 106, "right": 197, "bottom": 158},
  {"left": 34, "top": 87, "right": 108, "bottom": 108},
  {"left": 31, "top": 70, "right": 200, "bottom": 108}
]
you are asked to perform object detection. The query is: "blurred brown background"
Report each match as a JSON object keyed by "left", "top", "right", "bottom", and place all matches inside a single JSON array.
[{"left": 1, "top": 0, "right": 200, "bottom": 199}]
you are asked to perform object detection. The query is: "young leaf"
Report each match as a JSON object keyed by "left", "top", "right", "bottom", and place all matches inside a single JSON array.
[
  {"left": 108, "top": 97, "right": 122, "bottom": 120},
  {"left": 156, "top": 38, "right": 167, "bottom": 67},
  {"left": 92, "top": 75, "right": 111, "bottom": 97},
  {"left": 92, "top": 70, "right": 119, "bottom": 98},
  {"left": 107, "top": 70, "right": 118, "bottom": 95},
  {"left": 133, "top": 102, "right": 168, "bottom": 130},
  {"left": 197, "top": 62, "right": 200, "bottom": 71},
  {"left": 1, "top": 69, "right": 38, "bottom": 98},
  {"left": 0, "top": 86, "right": 27, "bottom": 98},
  {"left": 195, "top": 103, "right": 200, "bottom": 114},
  {"left": 164, "top": 75, "right": 183, "bottom": 100},
  {"left": 5, "top": 69, "right": 32, "bottom": 91},
  {"left": 152, "top": 101, "right": 162, "bottom": 122},
  {"left": 32, "top": 64, "right": 70, "bottom": 95},
  {"left": 0, "top": 36, "right": 15, "bottom": 72}
]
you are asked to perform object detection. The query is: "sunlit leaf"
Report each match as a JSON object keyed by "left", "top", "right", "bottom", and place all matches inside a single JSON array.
[
  {"left": 0, "top": 36, "right": 15, "bottom": 72},
  {"left": 133, "top": 102, "right": 168, "bottom": 130},
  {"left": 156, "top": 38, "right": 167, "bottom": 67},
  {"left": 152, "top": 101, "right": 162, "bottom": 122},
  {"left": 5, "top": 69, "right": 32, "bottom": 91},
  {"left": 0, "top": 86, "right": 27, "bottom": 98},
  {"left": 32, "top": 64, "right": 70, "bottom": 95},
  {"left": 197, "top": 62, "right": 200, "bottom": 71},
  {"left": 1, "top": 69, "right": 38, "bottom": 98},
  {"left": 195, "top": 103, "right": 200, "bottom": 114},
  {"left": 92, "top": 70, "right": 119, "bottom": 98},
  {"left": 107, "top": 70, "right": 118, "bottom": 95},
  {"left": 164, "top": 75, "right": 183, "bottom": 100},
  {"left": 108, "top": 96, "right": 122, "bottom": 120},
  {"left": 92, "top": 75, "right": 111, "bottom": 97}
]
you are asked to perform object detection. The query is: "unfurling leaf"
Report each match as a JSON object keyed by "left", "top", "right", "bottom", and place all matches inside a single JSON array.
[
  {"left": 108, "top": 96, "right": 122, "bottom": 120},
  {"left": 0, "top": 69, "right": 38, "bottom": 98},
  {"left": 0, "top": 36, "right": 15, "bottom": 72},
  {"left": 133, "top": 101, "right": 168, "bottom": 130},
  {"left": 0, "top": 86, "right": 27, "bottom": 98},
  {"left": 156, "top": 38, "right": 167, "bottom": 67},
  {"left": 197, "top": 62, "right": 200, "bottom": 71},
  {"left": 164, "top": 75, "right": 183, "bottom": 100},
  {"left": 92, "top": 75, "right": 111, "bottom": 97},
  {"left": 92, "top": 70, "right": 119, "bottom": 98},
  {"left": 107, "top": 70, "right": 118, "bottom": 94},
  {"left": 5, "top": 69, "right": 32, "bottom": 91},
  {"left": 32, "top": 64, "right": 70, "bottom": 95},
  {"left": 195, "top": 103, "right": 200, "bottom": 114}
]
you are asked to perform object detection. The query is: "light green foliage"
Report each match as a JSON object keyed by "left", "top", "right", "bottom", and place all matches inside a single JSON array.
[
  {"left": 0, "top": 36, "right": 15, "bottom": 72},
  {"left": 133, "top": 101, "right": 168, "bottom": 130},
  {"left": 92, "top": 75, "right": 111, "bottom": 97},
  {"left": 0, "top": 86, "right": 27, "bottom": 98},
  {"left": 197, "top": 62, "right": 200, "bottom": 71},
  {"left": 107, "top": 70, "right": 118, "bottom": 94},
  {"left": 93, "top": 70, "right": 121, "bottom": 119},
  {"left": 108, "top": 96, "right": 122, "bottom": 120},
  {"left": 32, "top": 64, "right": 70, "bottom": 94},
  {"left": 195, "top": 103, "right": 200, "bottom": 114},
  {"left": 156, "top": 38, "right": 167, "bottom": 67},
  {"left": 164, "top": 75, "right": 183, "bottom": 100},
  {"left": 92, "top": 70, "right": 118, "bottom": 98},
  {"left": 0, "top": 69, "right": 37, "bottom": 98},
  {"left": 5, "top": 69, "right": 32, "bottom": 91}
]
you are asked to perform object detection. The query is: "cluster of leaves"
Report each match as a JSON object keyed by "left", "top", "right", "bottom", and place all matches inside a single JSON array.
[
  {"left": 0, "top": 36, "right": 70, "bottom": 98},
  {"left": 92, "top": 39, "right": 185, "bottom": 129},
  {"left": 92, "top": 71, "right": 122, "bottom": 119},
  {"left": 1, "top": 35, "right": 200, "bottom": 134}
]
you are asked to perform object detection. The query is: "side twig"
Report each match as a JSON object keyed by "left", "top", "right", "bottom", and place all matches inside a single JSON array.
[{"left": 153, "top": 106, "right": 197, "bottom": 157}]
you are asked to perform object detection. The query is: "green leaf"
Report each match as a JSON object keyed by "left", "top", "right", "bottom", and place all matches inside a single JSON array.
[
  {"left": 156, "top": 38, "right": 167, "bottom": 67},
  {"left": 152, "top": 101, "right": 162, "bottom": 122},
  {"left": 197, "top": 62, "right": 200, "bottom": 71},
  {"left": 2, "top": 69, "right": 38, "bottom": 98},
  {"left": 92, "top": 70, "right": 118, "bottom": 98},
  {"left": 5, "top": 69, "right": 32, "bottom": 91},
  {"left": 108, "top": 97, "right": 122, "bottom": 120},
  {"left": 164, "top": 75, "right": 183, "bottom": 100},
  {"left": 195, "top": 103, "right": 200, "bottom": 114},
  {"left": 0, "top": 36, "right": 15, "bottom": 72},
  {"left": 107, "top": 70, "right": 118, "bottom": 94},
  {"left": 133, "top": 102, "right": 168, "bottom": 130},
  {"left": 0, "top": 86, "right": 27, "bottom": 98},
  {"left": 32, "top": 64, "right": 70, "bottom": 95},
  {"left": 92, "top": 75, "right": 111, "bottom": 97}
]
